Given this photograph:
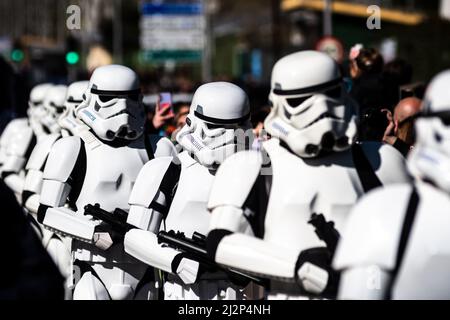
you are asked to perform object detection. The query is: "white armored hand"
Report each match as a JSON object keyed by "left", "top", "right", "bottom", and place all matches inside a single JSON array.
[
  {"left": 173, "top": 256, "right": 200, "bottom": 285},
  {"left": 297, "top": 261, "right": 329, "bottom": 294},
  {"left": 294, "top": 246, "right": 339, "bottom": 296},
  {"left": 124, "top": 228, "right": 200, "bottom": 285}
]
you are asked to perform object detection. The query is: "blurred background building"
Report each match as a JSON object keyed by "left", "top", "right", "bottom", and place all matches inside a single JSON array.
[{"left": 1, "top": 0, "right": 450, "bottom": 113}]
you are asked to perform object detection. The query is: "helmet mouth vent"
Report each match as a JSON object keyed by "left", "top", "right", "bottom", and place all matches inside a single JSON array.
[
  {"left": 336, "top": 136, "right": 349, "bottom": 148},
  {"left": 117, "top": 127, "right": 128, "bottom": 137},
  {"left": 321, "top": 132, "right": 336, "bottom": 151},
  {"left": 305, "top": 144, "right": 319, "bottom": 155}
]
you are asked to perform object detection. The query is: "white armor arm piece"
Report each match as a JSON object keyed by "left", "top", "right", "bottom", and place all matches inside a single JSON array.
[
  {"left": 333, "top": 184, "right": 413, "bottom": 300},
  {"left": 361, "top": 142, "right": 412, "bottom": 185},
  {"left": 124, "top": 157, "right": 199, "bottom": 284},
  {"left": 1, "top": 125, "right": 34, "bottom": 197},
  {"left": 39, "top": 136, "right": 98, "bottom": 243},
  {"left": 0, "top": 118, "right": 29, "bottom": 166},
  {"left": 23, "top": 133, "right": 61, "bottom": 213},
  {"left": 207, "top": 151, "right": 303, "bottom": 283}
]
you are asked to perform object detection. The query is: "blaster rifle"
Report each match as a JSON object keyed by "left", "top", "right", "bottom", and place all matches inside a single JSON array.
[
  {"left": 158, "top": 230, "right": 266, "bottom": 287},
  {"left": 84, "top": 203, "right": 133, "bottom": 236},
  {"left": 308, "top": 213, "right": 341, "bottom": 255}
]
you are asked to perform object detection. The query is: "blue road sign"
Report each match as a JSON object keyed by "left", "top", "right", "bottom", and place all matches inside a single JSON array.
[{"left": 142, "top": 2, "right": 203, "bottom": 16}]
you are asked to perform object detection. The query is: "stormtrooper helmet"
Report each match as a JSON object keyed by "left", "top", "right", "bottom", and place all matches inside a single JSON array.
[
  {"left": 75, "top": 65, "right": 145, "bottom": 141},
  {"left": 264, "top": 50, "right": 358, "bottom": 158},
  {"left": 28, "top": 83, "right": 53, "bottom": 135},
  {"left": 58, "top": 81, "right": 89, "bottom": 136},
  {"left": 407, "top": 70, "right": 450, "bottom": 193},
  {"left": 176, "top": 82, "right": 251, "bottom": 168},
  {"left": 41, "top": 85, "right": 68, "bottom": 134}
]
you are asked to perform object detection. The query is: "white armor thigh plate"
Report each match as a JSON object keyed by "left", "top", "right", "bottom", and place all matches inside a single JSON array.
[
  {"left": 263, "top": 139, "right": 362, "bottom": 252},
  {"left": 73, "top": 135, "right": 149, "bottom": 264},
  {"left": 394, "top": 183, "right": 450, "bottom": 299},
  {"left": 164, "top": 151, "right": 215, "bottom": 237}
]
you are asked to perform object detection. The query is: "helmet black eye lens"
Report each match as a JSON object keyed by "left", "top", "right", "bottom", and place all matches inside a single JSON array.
[
  {"left": 324, "top": 87, "right": 342, "bottom": 99},
  {"left": 128, "top": 94, "right": 139, "bottom": 101},
  {"left": 205, "top": 123, "right": 223, "bottom": 129},
  {"left": 286, "top": 96, "right": 312, "bottom": 107},
  {"left": 98, "top": 95, "right": 115, "bottom": 103}
]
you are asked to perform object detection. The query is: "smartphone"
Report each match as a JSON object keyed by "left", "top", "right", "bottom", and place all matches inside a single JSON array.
[{"left": 159, "top": 92, "right": 174, "bottom": 115}]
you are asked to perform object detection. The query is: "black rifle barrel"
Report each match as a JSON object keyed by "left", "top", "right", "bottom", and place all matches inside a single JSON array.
[
  {"left": 84, "top": 204, "right": 133, "bottom": 233},
  {"left": 158, "top": 230, "right": 266, "bottom": 287},
  {"left": 158, "top": 230, "right": 208, "bottom": 256}
]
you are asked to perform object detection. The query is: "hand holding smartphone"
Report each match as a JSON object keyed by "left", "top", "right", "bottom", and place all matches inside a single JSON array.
[
  {"left": 152, "top": 92, "right": 175, "bottom": 130},
  {"left": 158, "top": 92, "right": 175, "bottom": 117}
]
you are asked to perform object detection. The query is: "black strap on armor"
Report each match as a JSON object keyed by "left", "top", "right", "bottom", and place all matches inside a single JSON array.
[
  {"left": 24, "top": 132, "right": 37, "bottom": 161},
  {"left": 21, "top": 190, "right": 34, "bottom": 208},
  {"left": 37, "top": 204, "right": 49, "bottom": 224},
  {"left": 73, "top": 259, "right": 112, "bottom": 300},
  {"left": 241, "top": 149, "right": 271, "bottom": 239},
  {"left": 133, "top": 267, "right": 158, "bottom": 299},
  {"left": 385, "top": 187, "right": 420, "bottom": 300},
  {"left": 151, "top": 161, "right": 181, "bottom": 218},
  {"left": 144, "top": 134, "right": 155, "bottom": 161},
  {"left": 352, "top": 143, "right": 383, "bottom": 193},
  {"left": 27, "top": 212, "right": 44, "bottom": 239},
  {"left": 67, "top": 139, "right": 87, "bottom": 211}
]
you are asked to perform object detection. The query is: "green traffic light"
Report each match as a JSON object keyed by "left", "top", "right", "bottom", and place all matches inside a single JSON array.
[
  {"left": 66, "top": 51, "right": 80, "bottom": 65},
  {"left": 11, "top": 49, "right": 24, "bottom": 62}
]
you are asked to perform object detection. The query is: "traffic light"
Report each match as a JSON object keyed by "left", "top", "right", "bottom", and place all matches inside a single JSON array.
[
  {"left": 66, "top": 51, "right": 80, "bottom": 65},
  {"left": 65, "top": 36, "right": 80, "bottom": 65},
  {"left": 11, "top": 49, "right": 25, "bottom": 62}
]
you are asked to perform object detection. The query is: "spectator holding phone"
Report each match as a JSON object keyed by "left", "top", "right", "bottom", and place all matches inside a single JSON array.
[{"left": 146, "top": 93, "right": 175, "bottom": 136}]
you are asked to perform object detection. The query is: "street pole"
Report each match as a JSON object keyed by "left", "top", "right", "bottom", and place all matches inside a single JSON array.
[
  {"left": 202, "top": 0, "right": 212, "bottom": 83},
  {"left": 323, "top": 0, "right": 333, "bottom": 36},
  {"left": 113, "top": 0, "right": 123, "bottom": 64},
  {"left": 271, "top": 0, "right": 282, "bottom": 62}
]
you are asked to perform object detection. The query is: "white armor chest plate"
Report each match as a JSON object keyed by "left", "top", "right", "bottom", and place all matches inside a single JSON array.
[
  {"left": 73, "top": 133, "right": 149, "bottom": 263},
  {"left": 394, "top": 183, "right": 450, "bottom": 299},
  {"left": 164, "top": 151, "right": 215, "bottom": 238},
  {"left": 76, "top": 134, "right": 149, "bottom": 213},
  {"left": 263, "top": 139, "right": 363, "bottom": 252}
]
